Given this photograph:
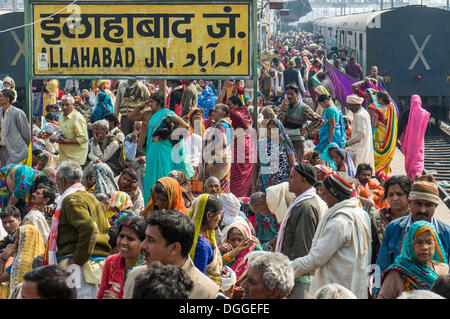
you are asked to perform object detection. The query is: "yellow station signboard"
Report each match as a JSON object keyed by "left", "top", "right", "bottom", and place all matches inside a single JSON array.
[{"left": 32, "top": 3, "right": 251, "bottom": 77}]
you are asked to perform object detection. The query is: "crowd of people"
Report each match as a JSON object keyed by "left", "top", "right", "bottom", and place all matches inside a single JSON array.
[{"left": 0, "top": 29, "right": 448, "bottom": 300}]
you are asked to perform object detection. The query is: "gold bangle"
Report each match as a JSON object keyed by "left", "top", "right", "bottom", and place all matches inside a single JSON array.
[{"left": 223, "top": 253, "right": 234, "bottom": 263}]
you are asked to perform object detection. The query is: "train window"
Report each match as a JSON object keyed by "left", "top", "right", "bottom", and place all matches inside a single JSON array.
[
  {"left": 384, "top": 76, "right": 390, "bottom": 83},
  {"left": 447, "top": 75, "right": 450, "bottom": 83},
  {"left": 355, "top": 33, "right": 357, "bottom": 47},
  {"left": 359, "top": 33, "right": 363, "bottom": 50},
  {"left": 347, "top": 31, "right": 353, "bottom": 35}
]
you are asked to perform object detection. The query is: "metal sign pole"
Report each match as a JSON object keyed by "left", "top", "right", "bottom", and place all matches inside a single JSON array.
[
  {"left": 253, "top": 0, "right": 258, "bottom": 134},
  {"left": 24, "top": 0, "right": 32, "bottom": 136}
]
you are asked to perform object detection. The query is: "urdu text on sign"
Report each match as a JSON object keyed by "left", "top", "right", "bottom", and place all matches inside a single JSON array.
[{"left": 32, "top": 3, "right": 251, "bottom": 77}]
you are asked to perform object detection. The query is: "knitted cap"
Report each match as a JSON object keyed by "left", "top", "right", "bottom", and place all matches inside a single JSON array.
[
  {"left": 294, "top": 162, "right": 317, "bottom": 185},
  {"left": 323, "top": 172, "right": 354, "bottom": 201},
  {"left": 409, "top": 174, "right": 440, "bottom": 205}
]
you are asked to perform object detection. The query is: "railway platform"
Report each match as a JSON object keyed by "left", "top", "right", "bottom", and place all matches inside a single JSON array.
[{"left": 390, "top": 146, "right": 450, "bottom": 224}]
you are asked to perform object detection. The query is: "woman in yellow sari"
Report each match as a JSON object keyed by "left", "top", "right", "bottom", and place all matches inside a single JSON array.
[
  {"left": 369, "top": 91, "right": 398, "bottom": 183},
  {"left": 0, "top": 224, "right": 44, "bottom": 298},
  {"left": 189, "top": 194, "right": 223, "bottom": 287}
]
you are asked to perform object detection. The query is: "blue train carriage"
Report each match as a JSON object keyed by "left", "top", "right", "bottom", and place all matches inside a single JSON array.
[
  {"left": 314, "top": 5, "right": 450, "bottom": 121},
  {"left": 0, "top": 9, "right": 25, "bottom": 108}
]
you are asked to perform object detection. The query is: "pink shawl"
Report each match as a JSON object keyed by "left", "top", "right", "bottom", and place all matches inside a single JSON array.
[
  {"left": 400, "top": 95, "right": 430, "bottom": 180},
  {"left": 222, "top": 221, "right": 256, "bottom": 285}
]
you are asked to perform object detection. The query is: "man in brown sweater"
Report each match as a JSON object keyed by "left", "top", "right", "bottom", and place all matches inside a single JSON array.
[
  {"left": 55, "top": 161, "right": 110, "bottom": 298},
  {"left": 275, "top": 163, "right": 327, "bottom": 299}
]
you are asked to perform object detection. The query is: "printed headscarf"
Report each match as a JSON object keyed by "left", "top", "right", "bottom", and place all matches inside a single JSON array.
[{"left": 379, "top": 221, "right": 448, "bottom": 294}]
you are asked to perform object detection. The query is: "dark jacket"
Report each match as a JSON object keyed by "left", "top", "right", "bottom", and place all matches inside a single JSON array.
[{"left": 280, "top": 197, "right": 321, "bottom": 261}]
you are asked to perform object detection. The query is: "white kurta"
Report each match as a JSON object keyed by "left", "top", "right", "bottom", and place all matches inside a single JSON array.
[
  {"left": 345, "top": 107, "right": 375, "bottom": 170},
  {"left": 290, "top": 198, "right": 372, "bottom": 299}
]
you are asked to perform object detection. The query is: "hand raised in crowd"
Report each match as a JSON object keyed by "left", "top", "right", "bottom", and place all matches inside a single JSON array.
[
  {"left": 282, "top": 98, "right": 289, "bottom": 111},
  {"left": 219, "top": 242, "right": 234, "bottom": 253},
  {"left": 236, "top": 238, "right": 254, "bottom": 253},
  {"left": 43, "top": 205, "right": 56, "bottom": 218}
]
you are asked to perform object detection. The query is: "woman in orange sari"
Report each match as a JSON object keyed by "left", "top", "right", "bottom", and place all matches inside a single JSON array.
[{"left": 141, "top": 177, "right": 188, "bottom": 216}]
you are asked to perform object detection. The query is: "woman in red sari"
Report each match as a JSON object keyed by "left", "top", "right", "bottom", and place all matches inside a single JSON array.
[{"left": 228, "top": 95, "right": 254, "bottom": 197}]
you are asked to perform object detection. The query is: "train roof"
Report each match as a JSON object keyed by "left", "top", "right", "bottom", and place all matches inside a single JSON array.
[
  {"left": 314, "top": 8, "right": 394, "bottom": 31},
  {"left": 313, "top": 5, "right": 450, "bottom": 32},
  {"left": 0, "top": 9, "right": 23, "bottom": 15}
]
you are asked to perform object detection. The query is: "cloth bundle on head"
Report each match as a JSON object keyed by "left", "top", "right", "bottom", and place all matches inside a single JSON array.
[
  {"left": 288, "top": 60, "right": 296, "bottom": 67},
  {"left": 108, "top": 191, "right": 135, "bottom": 227},
  {"left": 266, "top": 182, "right": 296, "bottom": 224},
  {"left": 323, "top": 172, "right": 354, "bottom": 201},
  {"left": 45, "top": 122, "right": 58, "bottom": 134},
  {"left": 220, "top": 266, "right": 237, "bottom": 291},
  {"left": 294, "top": 162, "right": 317, "bottom": 185},
  {"left": 346, "top": 94, "right": 364, "bottom": 105},
  {"left": 220, "top": 193, "right": 244, "bottom": 228},
  {"left": 109, "top": 191, "right": 134, "bottom": 211},
  {"left": 93, "top": 163, "right": 119, "bottom": 195},
  {"left": 97, "top": 79, "right": 109, "bottom": 88},
  {"left": 408, "top": 174, "right": 440, "bottom": 205}
]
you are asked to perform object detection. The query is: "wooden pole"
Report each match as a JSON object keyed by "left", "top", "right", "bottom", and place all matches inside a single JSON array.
[{"left": 159, "top": 80, "right": 167, "bottom": 105}]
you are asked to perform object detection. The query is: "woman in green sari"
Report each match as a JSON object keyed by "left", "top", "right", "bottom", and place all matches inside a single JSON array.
[{"left": 141, "top": 94, "right": 193, "bottom": 204}]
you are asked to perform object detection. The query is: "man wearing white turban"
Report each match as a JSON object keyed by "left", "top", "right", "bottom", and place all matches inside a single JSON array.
[{"left": 345, "top": 94, "right": 375, "bottom": 170}]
